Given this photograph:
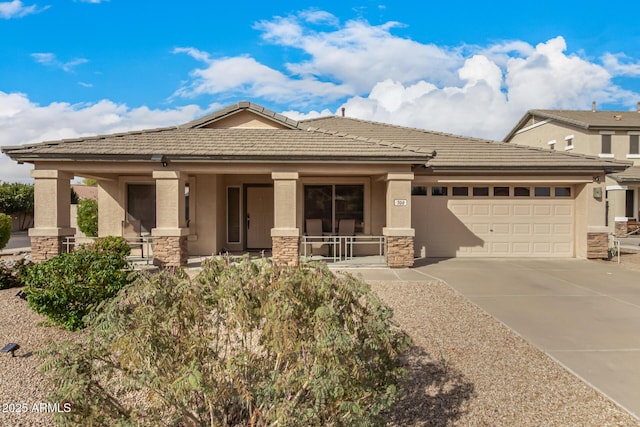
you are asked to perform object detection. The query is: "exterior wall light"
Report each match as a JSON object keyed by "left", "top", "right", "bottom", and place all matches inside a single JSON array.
[{"left": 151, "top": 154, "right": 168, "bottom": 167}]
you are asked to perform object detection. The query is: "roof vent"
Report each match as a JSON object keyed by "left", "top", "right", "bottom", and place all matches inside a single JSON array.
[
  {"left": 614, "top": 114, "right": 622, "bottom": 121},
  {"left": 637, "top": 101, "right": 640, "bottom": 113},
  {"left": 592, "top": 101, "right": 596, "bottom": 112},
  {"left": 341, "top": 107, "right": 345, "bottom": 117}
]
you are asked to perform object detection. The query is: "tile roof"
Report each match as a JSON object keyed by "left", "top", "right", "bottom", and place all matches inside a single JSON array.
[
  {"left": 2, "top": 126, "right": 431, "bottom": 163},
  {"left": 504, "top": 109, "right": 640, "bottom": 141},
  {"left": 301, "top": 116, "right": 630, "bottom": 172},
  {"left": 180, "top": 101, "right": 301, "bottom": 129},
  {"left": 611, "top": 166, "right": 640, "bottom": 183}
]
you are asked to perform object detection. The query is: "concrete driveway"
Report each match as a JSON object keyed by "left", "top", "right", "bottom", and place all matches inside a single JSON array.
[{"left": 348, "top": 258, "right": 640, "bottom": 420}]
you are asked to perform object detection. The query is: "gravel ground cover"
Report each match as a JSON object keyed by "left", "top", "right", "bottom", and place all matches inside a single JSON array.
[{"left": 1, "top": 261, "right": 639, "bottom": 426}]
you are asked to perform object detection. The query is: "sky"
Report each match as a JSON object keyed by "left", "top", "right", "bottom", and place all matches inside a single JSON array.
[{"left": 2, "top": 0, "right": 640, "bottom": 182}]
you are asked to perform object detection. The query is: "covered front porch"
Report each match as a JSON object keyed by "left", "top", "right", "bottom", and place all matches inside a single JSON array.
[{"left": 28, "top": 165, "right": 417, "bottom": 268}]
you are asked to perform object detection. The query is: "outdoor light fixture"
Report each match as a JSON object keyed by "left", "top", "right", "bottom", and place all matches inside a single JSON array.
[
  {"left": 1, "top": 342, "right": 20, "bottom": 357},
  {"left": 593, "top": 176, "right": 601, "bottom": 183},
  {"left": 151, "top": 154, "right": 168, "bottom": 167}
]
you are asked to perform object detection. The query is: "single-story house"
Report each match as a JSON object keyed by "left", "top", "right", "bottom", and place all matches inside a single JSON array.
[{"left": 1, "top": 101, "right": 630, "bottom": 267}]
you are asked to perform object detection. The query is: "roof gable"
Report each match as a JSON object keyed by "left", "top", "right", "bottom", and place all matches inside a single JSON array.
[
  {"left": 180, "top": 101, "right": 300, "bottom": 130},
  {"left": 504, "top": 109, "right": 640, "bottom": 141}
]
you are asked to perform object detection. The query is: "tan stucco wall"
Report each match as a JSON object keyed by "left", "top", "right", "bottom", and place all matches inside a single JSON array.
[
  {"left": 203, "top": 110, "right": 290, "bottom": 129},
  {"left": 97, "top": 178, "right": 124, "bottom": 237}
]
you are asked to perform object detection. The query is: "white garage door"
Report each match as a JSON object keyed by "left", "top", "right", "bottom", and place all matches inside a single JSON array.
[{"left": 412, "top": 186, "right": 574, "bottom": 257}]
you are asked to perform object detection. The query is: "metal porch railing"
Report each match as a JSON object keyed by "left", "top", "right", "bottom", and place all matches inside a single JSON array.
[
  {"left": 301, "top": 235, "right": 385, "bottom": 264},
  {"left": 62, "top": 236, "right": 154, "bottom": 265}
]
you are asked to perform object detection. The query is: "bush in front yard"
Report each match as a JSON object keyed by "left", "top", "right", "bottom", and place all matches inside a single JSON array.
[
  {"left": 0, "top": 258, "right": 31, "bottom": 290},
  {"left": 0, "top": 212, "right": 11, "bottom": 250},
  {"left": 22, "top": 237, "right": 134, "bottom": 330},
  {"left": 40, "top": 258, "right": 411, "bottom": 426},
  {"left": 77, "top": 198, "right": 98, "bottom": 237}
]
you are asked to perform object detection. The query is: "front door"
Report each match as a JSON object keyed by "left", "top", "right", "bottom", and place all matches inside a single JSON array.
[{"left": 246, "top": 186, "right": 274, "bottom": 249}]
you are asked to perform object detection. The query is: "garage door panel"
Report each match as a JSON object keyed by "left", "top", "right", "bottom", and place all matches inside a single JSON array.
[{"left": 414, "top": 193, "right": 574, "bottom": 258}]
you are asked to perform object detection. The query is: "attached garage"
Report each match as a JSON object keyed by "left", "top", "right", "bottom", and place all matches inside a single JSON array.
[{"left": 412, "top": 184, "right": 575, "bottom": 257}]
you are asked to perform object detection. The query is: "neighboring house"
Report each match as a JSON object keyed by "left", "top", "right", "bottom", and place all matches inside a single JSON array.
[
  {"left": 504, "top": 106, "right": 639, "bottom": 236},
  {"left": 1, "top": 101, "right": 629, "bottom": 267}
]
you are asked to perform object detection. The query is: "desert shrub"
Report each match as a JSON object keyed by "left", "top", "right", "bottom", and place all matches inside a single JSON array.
[
  {"left": 40, "top": 258, "right": 411, "bottom": 426},
  {"left": 0, "top": 212, "right": 11, "bottom": 250},
  {"left": 22, "top": 240, "right": 133, "bottom": 330},
  {"left": 0, "top": 258, "right": 31, "bottom": 290},
  {"left": 77, "top": 198, "right": 98, "bottom": 237}
]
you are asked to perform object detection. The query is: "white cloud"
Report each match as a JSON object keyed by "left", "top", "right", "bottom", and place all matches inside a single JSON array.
[
  {"left": 0, "top": 0, "right": 47, "bottom": 19},
  {"left": 172, "top": 12, "right": 639, "bottom": 141},
  {"left": 31, "top": 52, "right": 89, "bottom": 72},
  {"left": 0, "top": 91, "right": 204, "bottom": 182}
]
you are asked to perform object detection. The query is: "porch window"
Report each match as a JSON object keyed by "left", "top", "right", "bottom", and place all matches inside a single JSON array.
[
  {"left": 227, "top": 187, "right": 241, "bottom": 243},
  {"left": 127, "top": 184, "right": 156, "bottom": 233},
  {"left": 304, "top": 185, "right": 364, "bottom": 233}
]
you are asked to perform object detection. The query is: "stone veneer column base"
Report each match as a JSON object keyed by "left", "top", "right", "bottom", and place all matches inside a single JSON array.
[
  {"left": 153, "top": 236, "right": 188, "bottom": 268},
  {"left": 587, "top": 232, "right": 609, "bottom": 259},
  {"left": 386, "top": 235, "right": 414, "bottom": 268},
  {"left": 614, "top": 220, "right": 628, "bottom": 237},
  {"left": 272, "top": 236, "right": 300, "bottom": 267},
  {"left": 30, "top": 236, "right": 65, "bottom": 262}
]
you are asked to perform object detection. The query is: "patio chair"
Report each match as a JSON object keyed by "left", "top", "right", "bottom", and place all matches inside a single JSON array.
[
  {"left": 305, "top": 219, "right": 329, "bottom": 256},
  {"left": 337, "top": 219, "right": 356, "bottom": 258},
  {"left": 122, "top": 219, "right": 143, "bottom": 257}
]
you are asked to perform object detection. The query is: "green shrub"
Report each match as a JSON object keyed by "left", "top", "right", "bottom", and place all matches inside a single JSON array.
[
  {"left": 76, "top": 199, "right": 98, "bottom": 237},
  {"left": 40, "top": 258, "right": 411, "bottom": 426},
  {"left": 88, "top": 235, "right": 131, "bottom": 257},
  {"left": 23, "top": 241, "right": 133, "bottom": 330},
  {"left": 0, "top": 213, "right": 11, "bottom": 250}
]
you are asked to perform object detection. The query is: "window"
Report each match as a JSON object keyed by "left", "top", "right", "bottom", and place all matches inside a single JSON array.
[
  {"left": 630, "top": 135, "right": 639, "bottom": 155},
  {"left": 411, "top": 186, "right": 427, "bottom": 196},
  {"left": 514, "top": 187, "right": 530, "bottom": 197},
  {"left": 547, "top": 140, "right": 556, "bottom": 150},
  {"left": 127, "top": 184, "right": 156, "bottom": 233},
  {"left": 565, "top": 135, "right": 574, "bottom": 151},
  {"left": 493, "top": 187, "right": 509, "bottom": 197},
  {"left": 432, "top": 186, "right": 448, "bottom": 196},
  {"left": 534, "top": 187, "right": 551, "bottom": 197},
  {"left": 626, "top": 190, "right": 635, "bottom": 218},
  {"left": 227, "top": 187, "right": 241, "bottom": 243},
  {"left": 452, "top": 186, "right": 468, "bottom": 196},
  {"left": 304, "top": 185, "right": 364, "bottom": 233},
  {"left": 555, "top": 187, "right": 572, "bottom": 197},
  {"left": 473, "top": 187, "right": 489, "bottom": 196},
  {"left": 601, "top": 134, "right": 612, "bottom": 154}
]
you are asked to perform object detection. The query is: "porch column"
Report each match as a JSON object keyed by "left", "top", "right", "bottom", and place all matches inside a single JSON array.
[
  {"left": 151, "top": 170, "right": 188, "bottom": 267},
  {"left": 271, "top": 172, "right": 300, "bottom": 266},
  {"left": 383, "top": 172, "right": 415, "bottom": 268},
  {"left": 29, "top": 170, "right": 75, "bottom": 262}
]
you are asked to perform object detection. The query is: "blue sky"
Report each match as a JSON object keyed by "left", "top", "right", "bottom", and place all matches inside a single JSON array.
[{"left": 2, "top": 0, "right": 640, "bottom": 182}]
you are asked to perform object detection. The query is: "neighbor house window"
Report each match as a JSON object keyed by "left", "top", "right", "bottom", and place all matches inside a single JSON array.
[
  {"left": 555, "top": 187, "right": 572, "bottom": 197},
  {"left": 601, "top": 134, "right": 612, "bottom": 154},
  {"left": 304, "top": 184, "right": 364, "bottom": 233},
  {"left": 630, "top": 135, "right": 639, "bottom": 155},
  {"left": 514, "top": 187, "right": 530, "bottom": 197},
  {"left": 473, "top": 187, "right": 489, "bottom": 196},
  {"left": 127, "top": 184, "right": 156, "bottom": 233},
  {"left": 452, "top": 186, "right": 468, "bottom": 196},
  {"left": 432, "top": 186, "right": 448, "bottom": 196},
  {"left": 565, "top": 135, "right": 574, "bottom": 151},
  {"left": 534, "top": 187, "right": 551, "bottom": 197},
  {"left": 227, "top": 186, "right": 241, "bottom": 243},
  {"left": 547, "top": 140, "right": 556, "bottom": 150},
  {"left": 411, "top": 186, "right": 427, "bottom": 196}
]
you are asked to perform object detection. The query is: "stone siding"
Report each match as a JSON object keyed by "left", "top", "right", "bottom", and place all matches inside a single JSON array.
[
  {"left": 614, "top": 221, "right": 628, "bottom": 238},
  {"left": 272, "top": 236, "right": 299, "bottom": 266},
  {"left": 386, "top": 235, "right": 414, "bottom": 268},
  {"left": 153, "top": 236, "right": 188, "bottom": 268},
  {"left": 586, "top": 232, "right": 609, "bottom": 259},
  {"left": 30, "top": 236, "right": 65, "bottom": 262}
]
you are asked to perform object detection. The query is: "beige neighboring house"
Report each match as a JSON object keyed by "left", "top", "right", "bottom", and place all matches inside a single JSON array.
[
  {"left": 504, "top": 106, "right": 640, "bottom": 236},
  {"left": 1, "top": 101, "right": 630, "bottom": 267}
]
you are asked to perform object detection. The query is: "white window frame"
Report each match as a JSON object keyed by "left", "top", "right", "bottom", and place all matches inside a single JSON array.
[
  {"left": 599, "top": 131, "right": 614, "bottom": 157},
  {"left": 564, "top": 134, "right": 574, "bottom": 151}
]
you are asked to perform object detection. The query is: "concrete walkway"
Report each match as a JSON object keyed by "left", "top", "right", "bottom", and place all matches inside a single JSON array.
[{"left": 342, "top": 258, "right": 640, "bottom": 420}]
